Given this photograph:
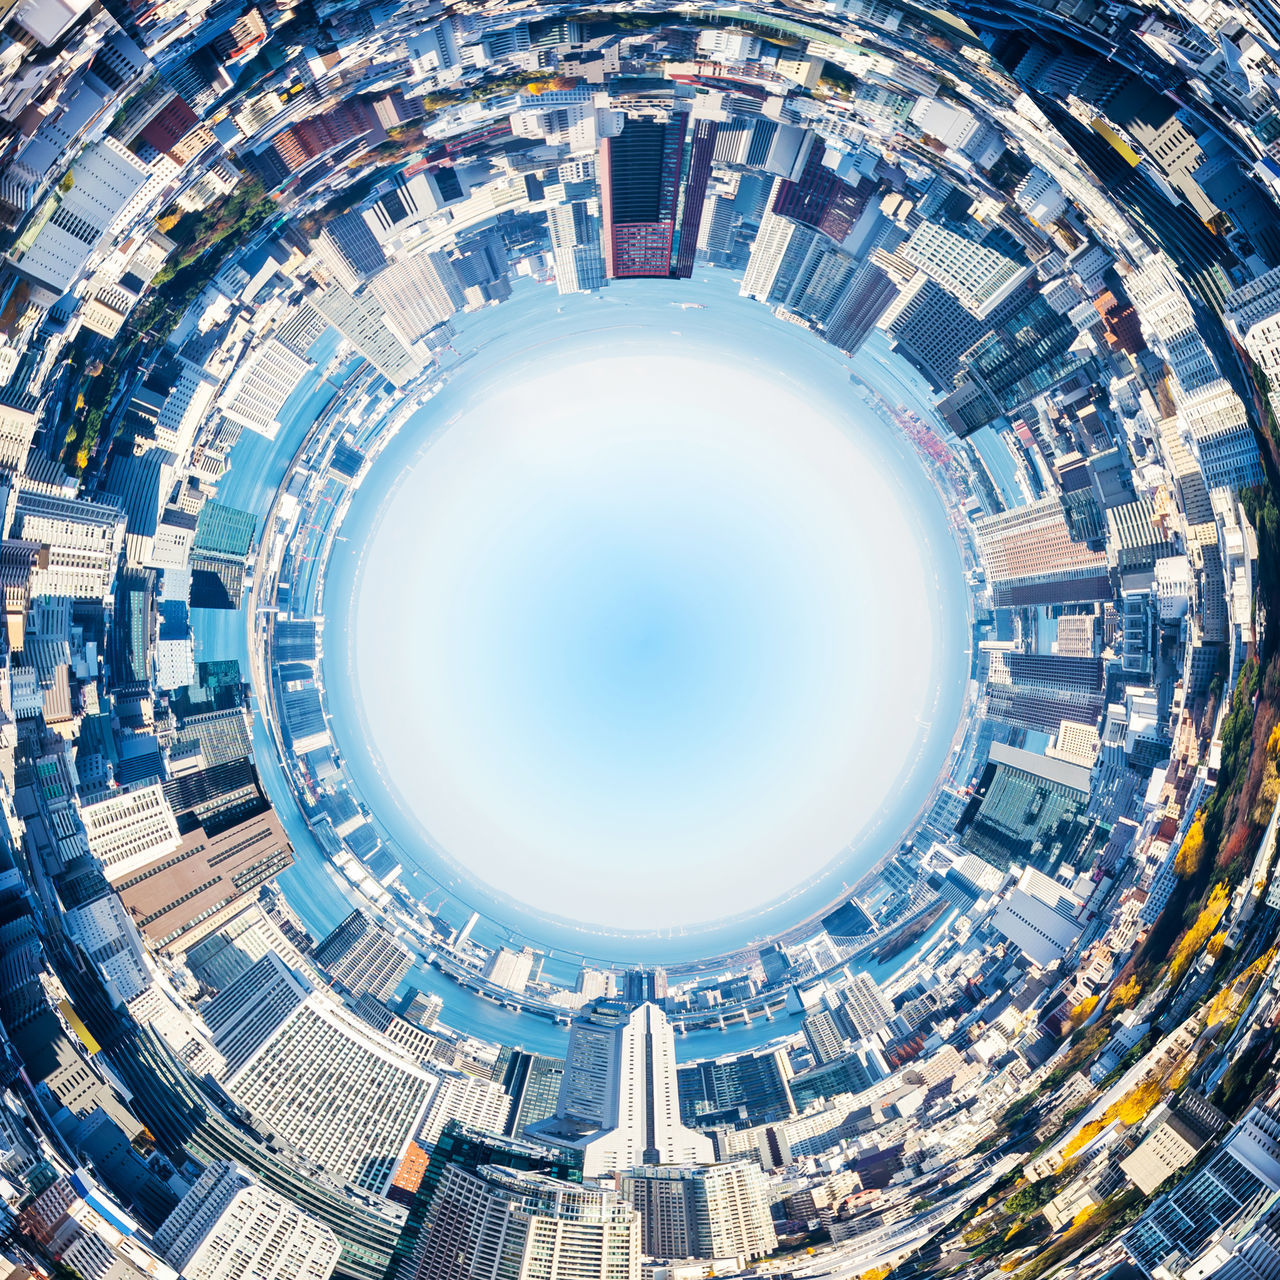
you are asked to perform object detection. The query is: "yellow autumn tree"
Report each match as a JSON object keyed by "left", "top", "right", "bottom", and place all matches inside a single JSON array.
[
  {"left": 1060, "top": 1079, "right": 1164, "bottom": 1162},
  {"left": 1069, "top": 995, "right": 1099, "bottom": 1028},
  {"left": 1170, "top": 883, "right": 1231, "bottom": 982},
  {"left": 1269, "top": 723, "right": 1280, "bottom": 758},
  {"left": 1175, "top": 817, "right": 1206, "bottom": 878},
  {"left": 1107, "top": 976, "right": 1142, "bottom": 1010},
  {"left": 1207, "top": 931, "right": 1228, "bottom": 959}
]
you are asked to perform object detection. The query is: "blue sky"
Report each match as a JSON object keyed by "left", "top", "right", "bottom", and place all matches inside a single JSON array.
[{"left": 330, "top": 277, "right": 969, "bottom": 936}]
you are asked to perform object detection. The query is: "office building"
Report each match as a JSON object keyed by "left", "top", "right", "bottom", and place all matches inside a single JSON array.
[
  {"left": 413, "top": 1165, "right": 640, "bottom": 1280},
  {"left": 984, "top": 651, "right": 1106, "bottom": 735},
  {"left": 881, "top": 273, "right": 988, "bottom": 391},
  {"left": 677, "top": 1046, "right": 795, "bottom": 1128},
  {"left": 390, "top": 1122, "right": 582, "bottom": 1280},
  {"left": 600, "top": 115, "right": 713, "bottom": 279},
  {"left": 218, "top": 337, "right": 313, "bottom": 440},
  {"left": 975, "top": 499, "right": 1112, "bottom": 607},
  {"left": 802, "top": 1009, "right": 846, "bottom": 1065},
  {"left": 312, "top": 910, "right": 413, "bottom": 1000},
  {"left": 840, "top": 973, "right": 895, "bottom": 1041},
  {"left": 1125, "top": 1106, "right": 1280, "bottom": 1274},
  {"left": 990, "top": 867, "right": 1084, "bottom": 968},
  {"left": 900, "top": 220, "right": 1031, "bottom": 317},
  {"left": 155, "top": 1161, "right": 340, "bottom": 1280},
  {"left": 958, "top": 742, "right": 1092, "bottom": 871},
  {"left": 622, "top": 1162, "right": 777, "bottom": 1263},
  {"left": 203, "top": 953, "right": 435, "bottom": 1194},
  {"left": 314, "top": 211, "right": 388, "bottom": 291},
  {"left": 790, "top": 1043, "right": 891, "bottom": 1107},
  {"left": 418, "top": 1068, "right": 510, "bottom": 1147},
  {"left": 80, "top": 783, "right": 181, "bottom": 879},
  {"left": 547, "top": 197, "right": 607, "bottom": 294},
  {"left": 483, "top": 945, "right": 535, "bottom": 993},
  {"left": 109, "top": 762, "right": 295, "bottom": 953},
  {"left": 824, "top": 260, "right": 898, "bottom": 354},
  {"left": 529, "top": 1002, "right": 713, "bottom": 1175},
  {"left": 1225, "top": 264, "right": 1280, "bottom": 388},
  {"left": 311, "top": 284, "right": 423, "bottom": 387},
  {"left": 12, "top": 491, "right": 128, "bottom": 602},
  {"left": 499, "top": 1049, "right": 565, "bottom": 1138},
  {"left": 367, "top": 252, "right": 465, "bottom": 342},
  {"left": 1121, "top": 1094, "right": 1227, "bottom": 1196},
  {"left": 18, "top": 137, "right": 151, "bottom": 292}
]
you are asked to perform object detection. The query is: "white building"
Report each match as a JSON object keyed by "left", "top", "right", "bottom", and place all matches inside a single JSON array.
[
  {"left": 12, "top": 492, "right": 127, "bottom": 602},
  {"left": 413, "top": 1164, "right": 640, "bottom": 1280},
  {"left": 81, "top": 783, "right": 181, "bottom": 880},
  {"left": 622, "top": 1162, "right": 778, "bottom": 1263},
  {"left": 529, "top": 1001, "right": 713, "bottom": 1176},
  {"left": 18, "top": 137, "right": 151, "bottom": 292},
  {"left": 155, "top": 1161, "right": 340, "bottom": 1280},
  {"left": 990, "top": 867, "right": 1083, "bottom": 968},
  {"left": 900, "top": 220, "right": 1032, "bottom": 317},
  {"left": 203, "top": 953, "right": 435, "bottom": 1193},
  {"left": 1225, "top": 264, "right": 1280, "bottom": 388},
  {"left": 418, "top": 1068, "right": 510, "bottom": 1147}
]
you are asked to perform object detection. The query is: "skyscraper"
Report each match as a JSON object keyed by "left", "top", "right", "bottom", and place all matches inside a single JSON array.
[
  {"left": 824, "top": 260, "right": 898, "bottom": 354},
  {"left": 600, "top": 114, "right": 712, "bottom": 279},
  {"left": 622, "top": 1162, "right": 777, "bottom": 1262},
  {"left": 202, "top": 952, "right": 434, "bottom": 1194},
  {"left": 414, "top": 1165, "right": 640, "bottom": 1280},
  {"left": 155, "top": 1161, "right": 340, "bottom": 1280},
  {"left": 390, "top": 1121, "right": 582, "bottom": 1280},
  {"left": 528, "top": 1002, "right": 713, "bottom": 1175},
  {"left": 312, "top": 909, "right": 414, "bottom": 1001},
  {"left": 499, "top": 1049, "right": 566, "bottom": 1138}
]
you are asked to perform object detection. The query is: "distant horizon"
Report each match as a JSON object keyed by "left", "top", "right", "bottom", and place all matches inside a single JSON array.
[{"left": 322, "top": 272, "right": 972, "bottom": 951}]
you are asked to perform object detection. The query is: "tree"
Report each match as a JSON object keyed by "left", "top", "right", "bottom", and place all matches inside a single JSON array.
[
  {"left": 1175, "top": 817, "right": 1206, "bottom": 878},
  {"left": 1170, "top": 883, "right": 1231, "bottom": 983},
  {"left": 1107, "top": 976, "right": 1142, "bottom": 1010},
  {"left": 1069, "top": 995, "right": 1099, "bottom": 1029}
]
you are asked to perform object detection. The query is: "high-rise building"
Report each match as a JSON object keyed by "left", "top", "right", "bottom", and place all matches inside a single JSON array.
[
  {"left": 600, "top": 115, "right": 712, "bottom": 279},
  {"left": 312, "top": 910, "right": 414, "bottom": 1001},
  {"left": 17, "top": 138, "right": 151, "bottom": 292},
  {"left": 622, "top": 1162, "right": 777, "bottom": 1262},
  {"left": 12, "top": 492, "right": 127, "bottom": 602},
  {"left": 824, "top": 260, "right": 898, "bottom": 354},
  {"left": 879, "top": 273, "right": 987, "bottom": 391},
  {"left": 802, "top": 1009, "right": 846, "bottom": 1065},
  {"left": 900, "top": 220, "right": 1032, "bottom": 317},
  {"left": 839, "top": 973, "right": 895, "bottom": 1041},
  {"left": 414, "top": 1165, "right": 640, "bottom": 1280},
  {"left": 367, "top": 252, "right": 465, "bottom": 342},
  {"left": 499, "top": 1049, "right": 566, "bottom": 1138},
  {"left": 418, "top": 1068, "right": 511, "bottom": 1147},
  {"left": 984, "top": 651, "right": 1106, "bottom": 734},
  {"left": 203, "top": 953, "right": 435, "bottom": 1193},
  {"left": 483, "top": 945, "right": 535, "bottom": 994},
  {"left": 390, "top": 1121, "right": 582, "bottom": 1280},
  {"left": 314, "top": 212, "right": 388, "bottom": 291},
  {"left": 311, "top": 284, "right": 423, "bottom": 387},
  {"left": 677, "top": 1046, "right": 795, "bottom": 1128},
  {"left": 155, "top": 1161, "right": 340, "bottom": 1280},
  {"left": 80, "top": 783, "right": 182, "bottom": 879},
  {"left": 771, "top": 141, "right": 870, "bottom": 242},
  {"left": 218, "top": 337, "right": 313, "bottom": 440},
  {"left": 1125, "top": 1106, "right": 1280, "bottom": 1274},
  {"left": 529, "top": 1002, "right": 712, "bottom": 1175},
  {"left": 547, "top": 196, "right": 607, "bottom": 294},
  {"left": 974, "top": 498, "right": 1111, "bottom": 607}
]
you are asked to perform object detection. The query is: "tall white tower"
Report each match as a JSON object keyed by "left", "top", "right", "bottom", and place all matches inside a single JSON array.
[{"left": 529, "top": 1001, "right": 713, "bottom": 1175}]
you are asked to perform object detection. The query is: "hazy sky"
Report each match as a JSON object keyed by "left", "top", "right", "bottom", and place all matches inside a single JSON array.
[{"left": 350, "top": 337, "right": 949, "bottom": 930}]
